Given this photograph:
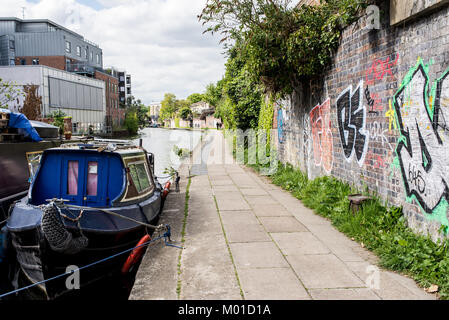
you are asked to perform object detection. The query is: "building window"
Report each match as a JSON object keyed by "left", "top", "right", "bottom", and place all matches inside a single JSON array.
[
  {"left": 9, "top": 40, "right": 14, "bottom": 49},
  {"left": 9, "top": 59, "right": 15, "bottom": 66},
  {"left": 65, "top": 41, "right": 71, "bottom": 53},
  {"left": 76, "top": 45, "right": 81, "bottom": 57},
  {"left": 96, "top": 54, "right": 100, "bottom": 64},
  {"left": 32, "top": 58, "right": 39, "bottom": 65},
  {"left": 84, "top": 48, "right": 88, "bottom": 59},
  {"left": 127, "top": 87, "right": 131, "bottom": 95},
  {"left": 90, "top": 51, "right": 93, "bottom": 61},
  {"left": 20, "top": 59, "right": 26, "bottom": 65}
]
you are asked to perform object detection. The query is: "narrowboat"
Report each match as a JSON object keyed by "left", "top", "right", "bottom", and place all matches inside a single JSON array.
[{"left": 3, "top": 139, "right": 171, "bottom": 300}]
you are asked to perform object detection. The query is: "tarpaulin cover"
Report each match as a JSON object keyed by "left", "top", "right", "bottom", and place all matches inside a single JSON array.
[{"left": 0, "top": 108, "right": 42, "bottom": 142}]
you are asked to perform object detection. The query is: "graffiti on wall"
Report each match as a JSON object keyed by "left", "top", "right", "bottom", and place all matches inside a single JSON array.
[
  {"left": 336, "top": 81, "right": 370, "bottom": 167},
  {"left": 277, "top": 108, "right": 284, "bottom": 144},
  {"left": 366, "top": 53, "right": 399, "bottom": 86},
  {"left": 310, "top": 98, "right": 333, "bottom": 173},
  {"left": 393, "top": 58, "right": 449, "bottom": 227},
  {"left": 364, "top": 121, "right": 392, "bottom": 169}
]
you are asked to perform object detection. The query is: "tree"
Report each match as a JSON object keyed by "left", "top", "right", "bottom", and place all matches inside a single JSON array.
[
  {"left": 179, "top": 105, "right": 193, "bottom": 120},
  {"left": 0, "top": 78, "right": 25, "bottom": 109},
  {"left": 125, "top": 95, "right": 149, "bottom": 127},
  {"left": 19, "top": 84, "right": 42, "bottom": 120},
  {"left": 199, "top": 0, "right": 367, "bottom": 97},
  {"left": 159, "top": 93, "right": 178, "bottom": 121},
  {"left": 124, "top": 108, "right": 139, "bottom": 135},
  {"left": 187, "top": 93, "right": 204, "bottom": 105}
]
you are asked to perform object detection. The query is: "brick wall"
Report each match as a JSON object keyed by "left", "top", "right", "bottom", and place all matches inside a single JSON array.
[
  {"left": 15, "top": 56, "right": 67, "bottom": 70},
  {"left": 94, "top": 70, "right": 122, "bottom": 127},
  {"left": 275, "top": 1, "right": 449, "bottom": 240}
]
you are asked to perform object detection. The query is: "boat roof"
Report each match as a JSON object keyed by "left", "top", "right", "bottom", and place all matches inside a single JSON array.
[{"left": 45, "top": 138, "right": 146, "bottom": 155}]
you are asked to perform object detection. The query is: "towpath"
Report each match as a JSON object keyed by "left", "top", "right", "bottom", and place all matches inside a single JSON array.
[{"left": 130, "top": 130, "right": 435, "bottom": 300}]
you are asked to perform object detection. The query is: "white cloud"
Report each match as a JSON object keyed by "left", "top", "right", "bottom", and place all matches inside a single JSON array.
[{"left": 4, "top": 0, "right": 226, "bottom": 104}]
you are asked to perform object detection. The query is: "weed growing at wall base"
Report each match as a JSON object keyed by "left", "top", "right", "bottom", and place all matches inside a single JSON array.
[{"left": 253, "top": 162, "right": 449, "bottom": 299}]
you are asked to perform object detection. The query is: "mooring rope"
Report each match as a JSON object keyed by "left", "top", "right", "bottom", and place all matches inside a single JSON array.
[{"left": 0, "top": 227, "right": 183, "bottom": 300}]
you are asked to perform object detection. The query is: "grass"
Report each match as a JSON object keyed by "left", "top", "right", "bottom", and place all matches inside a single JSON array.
[
  {"left": 257, "top": 162, "right": 449, "bottom": 299},
  {"left": 176, "top": 176, "right": 191, "bottom": 299}
]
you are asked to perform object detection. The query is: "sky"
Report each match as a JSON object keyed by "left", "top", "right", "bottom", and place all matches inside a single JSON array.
[{"left": 4, "top": 0, "right": 226, "bottom": 104}]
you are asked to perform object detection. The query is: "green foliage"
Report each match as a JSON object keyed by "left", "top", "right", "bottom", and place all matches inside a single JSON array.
[
  {"left": 173, "top": 145, "right": 191, "bottom": 159},
  {"left": 179, "top": 105, "right": 193, "bottom": 120},
  {"left": 160, "top": 93, "right": 179, "bottom": 121},
  {"left": 0, "top": 78, "right": 25, "bottom": 109},
  {"left": 125, "top": 96, "right": 149, "bottom": 127},
  {"left": 199, "top": 0, "right": 367, "bottom": 97},
  {"left": 187, "top": 93, "right": 205, "bottom": 105},
  {"left": 258, "top": 95, "right": 274, "bottom": 134},
  {"left": 124, "top": 109, "right": 139, "bottom": 135},
  {"left": 48, "top": 110, "right": 68, "bottom": 134}
]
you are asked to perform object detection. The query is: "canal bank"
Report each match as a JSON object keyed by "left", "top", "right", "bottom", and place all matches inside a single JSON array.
[{"left": 130, "top": 130, "right": 436, "bottom": 300}]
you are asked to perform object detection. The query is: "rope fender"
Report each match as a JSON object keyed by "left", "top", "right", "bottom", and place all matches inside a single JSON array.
[{"left": 41, "top": 203, "right": 88, "bottom": 255}]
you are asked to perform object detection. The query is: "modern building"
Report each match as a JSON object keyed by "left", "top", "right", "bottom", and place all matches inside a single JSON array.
[
  {"left": 0, "top": 65, "right": 106, "bottom": 134},
  {"left": 0, "top": 17, "right": 103, "bottom": 73},
  {"left": 118, "top": 71, "right": 132, "bottom": 105},
  {"left": 0, "top": 17, "right": 132, "bottom": 132}
]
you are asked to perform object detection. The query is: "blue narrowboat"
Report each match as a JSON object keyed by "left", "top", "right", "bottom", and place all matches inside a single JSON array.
[{"left": 4, "top": 139, "right": 171, "bottom": 300}]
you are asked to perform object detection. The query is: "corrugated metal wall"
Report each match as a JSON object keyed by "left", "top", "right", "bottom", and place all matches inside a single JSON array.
[
  {"left": 48, "top": 77, "right": 103, "bottom": 111},
  {"left": 14, "top": 32, "right": 64, "bottom": 56}
]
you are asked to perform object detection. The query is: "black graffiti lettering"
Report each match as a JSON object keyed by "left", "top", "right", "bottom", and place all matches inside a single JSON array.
[
  {"left": 408, "top": 163, "right": 426, "bottom": 194},
  {"left": 365, "top": 86, "right": 374, "bottom": 107},
  {"left": 336, "top": 82, "right": 369, "bottom": 166}
]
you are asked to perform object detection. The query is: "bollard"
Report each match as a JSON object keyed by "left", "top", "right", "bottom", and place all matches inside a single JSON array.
[{"left": 175, "top": 172, "right": 180, "bottom": 193}]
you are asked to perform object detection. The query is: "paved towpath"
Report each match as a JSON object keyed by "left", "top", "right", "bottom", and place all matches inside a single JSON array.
[{"left": 130, "top": 131, "right": 436, "bottom": 300}]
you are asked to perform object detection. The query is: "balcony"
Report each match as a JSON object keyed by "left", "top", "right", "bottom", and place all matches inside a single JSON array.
[{"left": 66, "top": 63, "right": 96, "bottom": 76}]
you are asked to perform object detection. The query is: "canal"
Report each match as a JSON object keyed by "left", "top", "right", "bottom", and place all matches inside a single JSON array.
[{"left": 132, "top": 127, "right": 203, "bottom": 178}]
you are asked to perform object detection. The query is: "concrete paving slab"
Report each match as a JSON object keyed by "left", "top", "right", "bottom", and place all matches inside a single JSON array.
[
  {"left": 309, "top": 288, "right": 380, "bottom": 300},
  {"left": 251, "top": 204, "right": 293, "bottom": 217},
  {"left": 307, "top": 224, "right": 360, "bottom": 248},
  {"left": 259, "top": 216, "right": 308, "bottom": 233},
  {"left": 239, "top": 188, "right": 269, "bottom": 196},
  {"left": 245, "top": 195, "right": 279, "bottom": 206},
  {"left": 220, "top": 211, "right": 261, "bottom": 226},
  {"left": 238, "top": 268, "right": 310, "bottom": 300},
  {"left": 215, "top": 193, "right": 251, "bottom": 211},
  {"left": 225, "top": 223, "right": 271, "bottom": 243},
  {"left": 271, "top": 232, "right": 330, "bottom": 255},
  {"left": 212, "top": 185, "right": 240, "bottom": 193},
  {"left": 230, "top": 242, "right": 289, "bottom": 269},
  {"left": 287, "top": 254, "right": 365, "bottom": 289}
]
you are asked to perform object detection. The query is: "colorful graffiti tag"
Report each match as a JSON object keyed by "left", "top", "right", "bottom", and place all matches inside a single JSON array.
[
  {"left": 366, "top": 53, "right": 399, "bottom": 86},
  {"left": 310, "top": 98, "right": 333, "bottom": 173},
  {"left": 393, "top": 58, "right": 449, "bottom": 226},
  {"left": 336, "top": 81, "right": 370, "bottom": 167},
  {"left": 277, "top": 108, "right": 284, "bottom": 144}
]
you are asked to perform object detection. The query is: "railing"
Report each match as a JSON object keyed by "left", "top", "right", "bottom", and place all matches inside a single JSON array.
[{"left": 66, "top": 63, "right": 96, "bottom": 75}]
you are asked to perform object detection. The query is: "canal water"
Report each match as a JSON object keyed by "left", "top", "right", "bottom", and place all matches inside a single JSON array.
[{"left": 132, "top": 128, "right": 203, "bottom": 179}]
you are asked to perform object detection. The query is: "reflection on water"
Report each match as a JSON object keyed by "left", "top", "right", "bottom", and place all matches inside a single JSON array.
[{"left": 132, "top": 128, "right": 202, "bottom": 178}]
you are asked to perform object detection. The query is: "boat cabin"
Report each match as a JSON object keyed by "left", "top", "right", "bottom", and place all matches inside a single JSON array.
[{"left": 28, "top": 143, "right": 156, "bottom": 208}]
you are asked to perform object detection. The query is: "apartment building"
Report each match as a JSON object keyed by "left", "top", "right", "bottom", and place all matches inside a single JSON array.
[{"left": 0, "top": 17, "right": 131, "bottom": 132}]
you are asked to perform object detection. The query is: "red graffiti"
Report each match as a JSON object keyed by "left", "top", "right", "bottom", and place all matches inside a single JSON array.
[
  {"left": 365, "top": 152, "right": 387, "bottom": 169},
  {"left": 365, "top": 53, "right": 399, "bottom": 86},
  {"left": 310, "top": 98, "right": 333, "bottom": 173}
]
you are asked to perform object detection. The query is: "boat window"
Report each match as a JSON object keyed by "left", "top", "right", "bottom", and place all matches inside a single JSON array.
[
  {"left": 128, "top": 162, "right": 151, "bottom": 193},
  {"left": 86, "top": 161, "right": 98, "bottom": 196},
  {"left": 67, "top": 161, "right": 79, "bottom": 195}
]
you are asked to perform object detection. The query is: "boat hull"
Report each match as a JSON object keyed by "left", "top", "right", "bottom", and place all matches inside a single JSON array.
[{"left": 6, "top": 190, "right": 164, "bottom": 300}]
